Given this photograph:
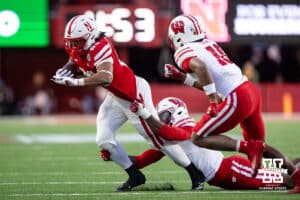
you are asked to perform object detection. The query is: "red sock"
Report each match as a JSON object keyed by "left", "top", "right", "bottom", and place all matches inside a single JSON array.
[
  {"left": 134, "top": 149, "right": 164, "bottom": 169},
  {"left": 238, "top": 141, "right": 249, "bottom": 154},
  {"left": 292, "top": 169, "right": 300, "bottom": 186}
]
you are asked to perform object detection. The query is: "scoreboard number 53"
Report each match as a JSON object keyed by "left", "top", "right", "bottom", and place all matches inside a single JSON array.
[{"left": 85, "top": 8, "right": 155, "bottom": 43}]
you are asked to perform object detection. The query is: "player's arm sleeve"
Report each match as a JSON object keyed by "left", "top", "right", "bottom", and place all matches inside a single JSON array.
[
  {"left": 133, "top": 149, "right": 165, "bottom": 169},
  {"left": 94, "top": 43, "right": 113, "bottom": 67},
  {"left": 174, "top": 47, "right": 197, "bottom": 72},
  {"left": 158, "top": 125, "right": 191, "bottom": 141},
  {"left": 81, "top": 43, "right": 114, "bottom": 86}
]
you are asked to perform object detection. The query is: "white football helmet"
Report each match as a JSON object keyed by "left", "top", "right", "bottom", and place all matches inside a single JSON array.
[
  {"left": 64, "top": 15, "right": 98, "bottom": 55},
  {"left": 168, "top": 15, "right": 205, "bottom": 50},
  {"left": 156, "top": 97, "right": 190, "bottom": 126}
]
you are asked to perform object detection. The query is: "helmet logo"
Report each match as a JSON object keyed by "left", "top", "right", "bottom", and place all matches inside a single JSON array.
[
  {"left": 171, "top": 20, "right": 184, "bottom": 34},
  {"left": 84, "top": 21, "right": 94, "bottom": 32},
  {"left": 168, "top": 98, "right": 185, "bottom": 107}
]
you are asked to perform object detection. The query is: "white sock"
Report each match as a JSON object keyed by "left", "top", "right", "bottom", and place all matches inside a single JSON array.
[
  {"left": 161, "top": 144, "right": 191, "bottom": 167},
  {"left": 109, "top": 141, "right": 132, "bottom": 169}
]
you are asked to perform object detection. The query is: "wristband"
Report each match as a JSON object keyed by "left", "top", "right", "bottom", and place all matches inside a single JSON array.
[
  {"left": 183, "top": 74, "right": 195, "bottom": 87},
  {"left": 77, "top": 78, "right": 85, "bottom": 86},
  {"left": 203, "top": 83, "right": 216, "bottom": 95}
]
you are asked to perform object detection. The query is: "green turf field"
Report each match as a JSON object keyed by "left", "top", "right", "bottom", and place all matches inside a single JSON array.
[{"left": 0, "top": 116, "right": 299, "bottom": 200}]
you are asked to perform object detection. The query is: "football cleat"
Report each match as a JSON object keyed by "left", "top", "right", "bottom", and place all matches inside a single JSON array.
[
  {"left": 247, "top": 140, "right": 264, "bottom": 176},
  {"left": 191, "top": 181, "right": 205, "bottom": 190},
  {"left": 115, "top": 171, "right": 146, "bottom": 192}
]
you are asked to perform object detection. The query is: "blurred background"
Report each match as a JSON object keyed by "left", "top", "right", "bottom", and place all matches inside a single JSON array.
[{"left": 0, "top": 0, "right": 300, "bottom": 116}]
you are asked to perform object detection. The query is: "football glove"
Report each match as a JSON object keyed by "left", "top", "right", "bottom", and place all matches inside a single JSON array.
[
  {"left": 100, "top": 149, "right": 111, "bottom": 161},
  {"left": 206, "top": 102, "right": 218, "bottom": 117},
  {"left": 130, "top": 100, "right": 151, "bottom": 119},
  {"left": 51, "top": 75, "right": 84, "bottom": 87},
  {"left": 55, "top": 68, "right": 74, "bottom": 78},
  {"left": 164, "top": 64, "right": 184, "bottom": 79}
]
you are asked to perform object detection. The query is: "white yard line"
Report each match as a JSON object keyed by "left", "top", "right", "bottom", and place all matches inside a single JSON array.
[
  {"left": 0, "top": 170, "right": 183, "bottom": 176},
  {"left": 0, "top": 180, "right": 186, "bottom": 186},
  {"left": 15, "top": 133, "right": 144, "bottom": 144},
  {"left": 14, "top": 133, "right": 241, "bottom": 144},
  {"left": 6, "top": 190, "right": 286, "bottom": 197}
]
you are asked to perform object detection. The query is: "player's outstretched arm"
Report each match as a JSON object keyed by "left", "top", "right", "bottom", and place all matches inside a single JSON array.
[
  {"left": 130, "top": 101, "right": 191, "bottom": 140},
  {"left": 189, "top": 58, "right": 219, "bottom": 117}
]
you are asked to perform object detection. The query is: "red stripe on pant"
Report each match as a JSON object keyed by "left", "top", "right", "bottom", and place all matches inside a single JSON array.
[
  {"left": 196, "top": 93, "right": 235, "bottom": 137},
  {"left": 139, "top": 118, "right": 164, "bottom": 149}
]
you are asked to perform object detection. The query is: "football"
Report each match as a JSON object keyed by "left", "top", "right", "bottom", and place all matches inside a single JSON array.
[{"left": 61, "top": 62, "right": 84, "bottom": 78}]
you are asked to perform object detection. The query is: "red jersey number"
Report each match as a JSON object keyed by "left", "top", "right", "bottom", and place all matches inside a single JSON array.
[{"left": 205, "top": 44, "right": 233, "bottom": 66}]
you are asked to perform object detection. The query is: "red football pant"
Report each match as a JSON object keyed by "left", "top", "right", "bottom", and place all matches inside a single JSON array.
[
  {"left": 209, "top": 155, "right": 265, "bottom": 189},
  {"left": 194, "top": 81, "right": 265, "bottom": 141}
]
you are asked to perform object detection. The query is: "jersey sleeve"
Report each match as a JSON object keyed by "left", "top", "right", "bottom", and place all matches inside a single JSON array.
[
  {"left": 158, "top": 124, "right": 192, "bottom": 141},
  {"left": 174, "top": 46, "right": 197, "bottom": 72},
  {"left": 90, "top": 40, "right": 113, "bottom": 68}
]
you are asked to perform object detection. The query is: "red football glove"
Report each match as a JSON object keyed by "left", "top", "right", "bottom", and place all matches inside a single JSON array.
[
  {"left": 206, "top": 102, "right": 218, "bottom": 117},
  {"left": 164, "top": 64, "right": 184, "bottom": 79},
  {"left": 100, "top": 149, "right": 111, "bottom": 161}
]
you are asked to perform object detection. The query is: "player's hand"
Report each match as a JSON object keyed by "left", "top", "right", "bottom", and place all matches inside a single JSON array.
[
  {"left": 100, "top": 149, "right": 111, "bottom": 161},
  {"left": 206, "top": 102, "right": 218, "bottom": 117},
  {"left": 164, "top": 64, "right": 184, "bottom": 80},
  {"left": 51, "top": 75, "right": 83, "bottom": 87},
  {"left": 55, "top": 68, "right": 74, "bottom": 78},
  {"left": 130, "top": 100, "right": 151, "bottom": 119}
]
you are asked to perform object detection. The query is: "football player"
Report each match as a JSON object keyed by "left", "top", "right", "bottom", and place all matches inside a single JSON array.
[
  {"left": 52, "top": 15, "right": 205, "bottom": 191},
  {"left": 121, "top": 97, "right": 298, "bottom": 192},
  {"left": 165, "top": 15, "right": 266, "bottom": 175}
]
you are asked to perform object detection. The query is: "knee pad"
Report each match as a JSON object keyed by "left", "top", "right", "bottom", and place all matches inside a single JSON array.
[{"left": 100, "top": 142, "right": 115, "bottom": 152}]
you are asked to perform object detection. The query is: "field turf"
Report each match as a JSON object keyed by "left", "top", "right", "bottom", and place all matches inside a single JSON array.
[{"left": 0, "top": 115, "right": 299, "bottom": 200}]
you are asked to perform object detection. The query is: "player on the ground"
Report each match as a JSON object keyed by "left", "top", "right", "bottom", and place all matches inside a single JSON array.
[
  {"left": 121, "top": 97, "right": 299, "bottom": 192},
  {"left": 51, "top": 15, "right": 205, "bottom": 191},
  {"left": 165, "top": 14, "right": 267, "bottom": 175}
]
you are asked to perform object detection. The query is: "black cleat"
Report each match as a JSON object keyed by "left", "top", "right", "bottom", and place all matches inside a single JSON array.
[
  {"left": 115, "top": 171, "right": 146, "bottom": 192},
  {"left": 191, "top": 181, "right": 204, "bottom": 190},
  {"left": 185, "top": 163, "right": 205, "bottom": 191}
]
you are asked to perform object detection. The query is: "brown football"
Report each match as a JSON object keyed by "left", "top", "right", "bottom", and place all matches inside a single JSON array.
[{"left": 62, "top": 63, "right": 84, "bottom": 78}]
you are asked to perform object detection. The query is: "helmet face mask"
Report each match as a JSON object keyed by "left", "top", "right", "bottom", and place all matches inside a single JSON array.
[
  {"left": 168, "top": 15, "right": 205, "bottom": 50},
  {"left": 158, "top": 111, "right": 172, "bottom": 125},
  {"left": 64, "top": 38, "right": 87, "bottom": 56},
  {"left": 64, "top": 15, "right": 98, "bottom": 55}
]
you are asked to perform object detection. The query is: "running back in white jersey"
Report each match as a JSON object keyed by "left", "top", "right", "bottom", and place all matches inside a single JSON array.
[
  {"left": 174, "top": 39, "right": 247, "bottom": 98},
  {"left": 179, "top": 140, "right": 224, "bottom": 181}
]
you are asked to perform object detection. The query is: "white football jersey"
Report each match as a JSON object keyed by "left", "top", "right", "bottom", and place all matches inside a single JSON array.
[
  {"left": 179, "top": 140, "right": 224, "bottom": 181},
  {"left": 174, "top": 39, "right": 247, "bottom": 98}
]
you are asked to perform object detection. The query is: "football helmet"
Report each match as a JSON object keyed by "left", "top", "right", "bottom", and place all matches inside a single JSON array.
[
  {"left": 156, "top": 97, "right": 189, "bottom": 126},
  {"left": 64, "top": 15, "right": 98, "bottom": 56},
  {"left": 168, "top": 15, "right": 205, "bottom": 50}
]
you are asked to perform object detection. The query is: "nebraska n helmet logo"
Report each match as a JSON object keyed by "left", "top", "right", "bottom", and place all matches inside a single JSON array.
[
  {"left": 171, "top": 20, "right": 185, "bottom": 34},
  {"left": 84, "top": 22, "right": 94, "bottom": 32}
]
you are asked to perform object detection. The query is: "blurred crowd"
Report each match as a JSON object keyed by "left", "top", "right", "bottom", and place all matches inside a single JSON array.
[
  {"left": 0, "top": 0, "right": 300, "bottom": 116},
  {"left": 1, "top": 44, "right": 300, "bottom": 116}
]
